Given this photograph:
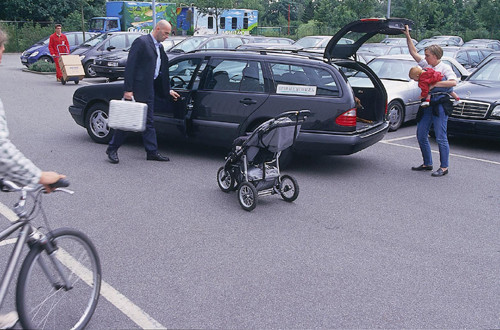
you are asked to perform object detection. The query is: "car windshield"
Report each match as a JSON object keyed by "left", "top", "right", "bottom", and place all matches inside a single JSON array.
[
  {"left": 294, "top": 37, "right": 326, "bottom": 48},
  {"left": 359, "top": 44, "right": 390, "bottom": 56},
  {"left": 169, "top": 36, "right": 209, "bottom": 53},
  {"left": 368, "top": 58, "right": 414, "bottom": 81},
  {"left": 36, "top": 36, "right": 51, "bottom": 45},
  {"left": 468, "top": 59, "right": 500, "bottom": 82},
  {"left": 82, "top": 33, "right": 108, "bottom": 47}
]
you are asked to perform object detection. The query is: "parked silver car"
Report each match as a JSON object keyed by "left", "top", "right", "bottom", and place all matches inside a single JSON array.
[{"left": 348, "top": 54, "right": 470, "bottom": 131}]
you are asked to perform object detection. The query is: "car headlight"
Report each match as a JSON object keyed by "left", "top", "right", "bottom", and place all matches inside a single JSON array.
[
  {"left": 491, "top": 105, "right": 500, "bottom": 119},
  {"left": 79, "top": 55, "right": 85, "bottom": 61},
  {"left": 29, "top": 51, "right": 39, "bottom": 57},
  {"left": 107, "top": 62, "right": 118, "bottom": 67}
]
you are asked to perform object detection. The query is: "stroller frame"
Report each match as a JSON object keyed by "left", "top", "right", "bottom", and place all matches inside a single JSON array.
[{"left": 217, "top": 110, "right": 309, "bottom": 211}]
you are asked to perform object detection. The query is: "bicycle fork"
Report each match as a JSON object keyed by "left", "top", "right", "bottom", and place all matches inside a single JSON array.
[{"left": 29, "top": 232, "right": 74, "bottom": 291}]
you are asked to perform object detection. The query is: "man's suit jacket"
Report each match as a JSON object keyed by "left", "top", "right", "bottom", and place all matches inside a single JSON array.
[{"left": 123, "top": 34, "right": 170, "bottom": 103}]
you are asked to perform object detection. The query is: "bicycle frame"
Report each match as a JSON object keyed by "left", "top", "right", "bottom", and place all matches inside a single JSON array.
[
  {"left": 0, "top": 186, "right": 74, "bottom": 311},
  {"left": 0, "top": 220, "right": 30, "bottom": 310}
]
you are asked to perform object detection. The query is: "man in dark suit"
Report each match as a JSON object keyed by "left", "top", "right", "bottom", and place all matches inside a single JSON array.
[{"left": 106, "top": 20, "right": 180, "bottom": 164}]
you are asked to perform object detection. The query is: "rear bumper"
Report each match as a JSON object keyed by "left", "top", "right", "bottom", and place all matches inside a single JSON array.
[
  {"left": 294, "top": 122, "right": 389, "bottom": 155},
  {"left": 447, "top": 117, "right": 500, "bottom": 140}
]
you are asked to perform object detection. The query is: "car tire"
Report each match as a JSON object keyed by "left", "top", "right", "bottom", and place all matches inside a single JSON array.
[
  {"left": 84, "top": 61, "right": 97, "bottom": 78},
  {"left": 85, "top": 103, "right": 113, "bottom": 144},
  {"left": 38, "top": 55, "right": 53, "bottom": 63},
  {"left": 387, "top": 100, "right": 405, "bottom": 132}
]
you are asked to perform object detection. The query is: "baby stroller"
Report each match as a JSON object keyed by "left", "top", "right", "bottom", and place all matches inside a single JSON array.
[{"left": 217, "top": 110, "right": 309, "bottom": 211}]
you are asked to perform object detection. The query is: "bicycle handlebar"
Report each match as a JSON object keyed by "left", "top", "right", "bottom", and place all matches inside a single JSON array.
[{"left": 0, "top": 178, "right": 71, "bottom": 193}]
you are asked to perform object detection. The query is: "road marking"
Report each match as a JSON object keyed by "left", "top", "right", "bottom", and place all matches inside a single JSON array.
[
  {"left": 0, "top": 202, "right": 166, "bottom": 329},
  {"left": 381, "top": 135, "right": 500, "bottom": 166}
]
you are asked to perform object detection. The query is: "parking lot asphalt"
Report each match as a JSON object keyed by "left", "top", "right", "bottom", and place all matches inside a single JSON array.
[{"left": 1, "top": 53, "right": 500, "bottom": 329}]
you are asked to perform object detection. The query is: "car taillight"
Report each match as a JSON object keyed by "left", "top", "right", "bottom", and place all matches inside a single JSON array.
[
  {"left": 385, "top": 101, "right": 388, "bottom": 115},
  {"left": 335, "top": 108, "right": 357, "bottom": 127}
]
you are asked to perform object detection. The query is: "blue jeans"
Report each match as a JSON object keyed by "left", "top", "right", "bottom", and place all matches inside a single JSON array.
[{"left": 416, "top": 97, "right": 449, "bottom": 168}]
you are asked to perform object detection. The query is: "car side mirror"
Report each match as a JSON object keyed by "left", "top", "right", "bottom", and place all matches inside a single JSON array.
[{"left": 461, "top": 74, "right": 469, "bottom": 81}]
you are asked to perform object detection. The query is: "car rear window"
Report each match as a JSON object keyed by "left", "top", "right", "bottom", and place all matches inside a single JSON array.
[{"left": 270, "top": 63, "right": 339, "bottom": 97}]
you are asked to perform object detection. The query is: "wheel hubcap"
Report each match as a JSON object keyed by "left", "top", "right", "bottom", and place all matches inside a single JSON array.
[
  {"left": 240, "top": 186, "right": 254, "bottom": 207},
  {"left": 90, "top": 110, "right": 109, "bottom": 138}
]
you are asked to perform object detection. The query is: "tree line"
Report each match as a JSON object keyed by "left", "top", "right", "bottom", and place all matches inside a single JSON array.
[{"left": 1, "top": 0, "right": 499, "bottom": 52}]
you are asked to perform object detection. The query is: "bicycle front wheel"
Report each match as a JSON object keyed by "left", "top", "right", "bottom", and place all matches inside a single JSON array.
[{"left": 16, "top": 228, "right": 102, "bottom": 330}]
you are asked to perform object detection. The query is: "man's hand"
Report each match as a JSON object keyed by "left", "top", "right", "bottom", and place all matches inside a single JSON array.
[
  {"left": 170, "top": 89, "right": 180, "bottom": 101},
  {"left": 39, "top": 171, "right": 66, "bottom": 193},
  {"left": 124, "top": 91, "right": 134, "bottom": 100}
]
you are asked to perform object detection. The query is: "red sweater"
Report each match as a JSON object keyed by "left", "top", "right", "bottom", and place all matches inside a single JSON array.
[
  {"left": 48, "top": 33, "right": 70, "bottom": 57},
  {"left": 418, "top": 68, "right": 444, "bottom": 98}
]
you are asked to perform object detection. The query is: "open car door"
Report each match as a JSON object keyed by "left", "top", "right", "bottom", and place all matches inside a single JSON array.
[{"left": 324, "top": 18, "right": 414, "bottom": 61}]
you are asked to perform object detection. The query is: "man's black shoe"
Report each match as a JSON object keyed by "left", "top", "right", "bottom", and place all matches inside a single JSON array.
[
  {"left": 147, "top": 152, "right": 170, "bottom": 161},
  {"left": 106, "top": 149, "right": 119, "bottom": 164},
  {"left": 431, "top": 168, "right": 448, "bottom": 177},
  {"left": 411, "top": 164, "right": 433, "bottom": 171}
]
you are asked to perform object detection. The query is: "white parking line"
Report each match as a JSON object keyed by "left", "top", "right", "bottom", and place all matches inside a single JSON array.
[
  {"left": 0, "top": 202, "right": 166, "bottom": 329},
  {"left": 381, "top": 135, "right": 500, "bottom": 166}
]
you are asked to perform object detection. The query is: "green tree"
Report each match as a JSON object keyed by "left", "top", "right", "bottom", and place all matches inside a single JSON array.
[{"left": 302, "top": 0, "right": 315, "bottom": 23}]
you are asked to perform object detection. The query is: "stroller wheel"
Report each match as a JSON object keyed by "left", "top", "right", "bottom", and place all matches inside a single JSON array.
[
  {"left": 279, "top": 175, "right": 299, "bottom": 202},
  {"left": 217, "top": 167, "right": 235, "bottom": 193},
  {"left": 238, "top": 182, "right": 258, "bottom": 211}
]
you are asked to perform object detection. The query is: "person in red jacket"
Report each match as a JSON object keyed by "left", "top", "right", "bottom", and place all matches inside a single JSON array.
[
  {"left": 48, "top": 24, "right": 69, "bottom": 82},
  {"left": 409, "top": 66, "right": 460, "bottom": 107}
]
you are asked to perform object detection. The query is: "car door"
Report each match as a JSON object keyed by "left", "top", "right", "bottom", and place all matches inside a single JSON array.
[
  {"left": 154, "top": 56, "right": 204, "bottom": 138},
  {"left": 190, "top": 58, "right": 270, "bottom": 146}
]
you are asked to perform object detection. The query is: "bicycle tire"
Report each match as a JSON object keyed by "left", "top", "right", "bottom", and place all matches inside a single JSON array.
[{"left": 16, "top": 228, "right": 102, "bottom": 330}]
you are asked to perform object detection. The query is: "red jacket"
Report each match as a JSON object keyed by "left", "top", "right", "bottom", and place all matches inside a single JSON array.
[
  {"left": 418, "top": 68, "right": 444, "bottom": 98},
  {"left": 48, "top": 33, "right": 70, "bottom": 57}
]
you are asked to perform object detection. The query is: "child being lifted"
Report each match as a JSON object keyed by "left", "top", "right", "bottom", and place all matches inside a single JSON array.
[{"left": 409, "top": 66, "right": 461, "bottom": 107}]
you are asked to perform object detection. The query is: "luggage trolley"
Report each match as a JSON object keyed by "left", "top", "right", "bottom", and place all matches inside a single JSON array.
[
  {"left": 217, "top": 110, "right": 309, "bottom": 211},
  {"left": 57, "top": 44, "right": 81, "bottom": 85}
]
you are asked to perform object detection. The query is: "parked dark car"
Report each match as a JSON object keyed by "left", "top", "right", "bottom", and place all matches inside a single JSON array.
[
  {"left": 20, "top": 32, "right": 97, "bottom": 67},
  {"left": 71, "top": 31, "right": 143, "bottom": 77},
  {"left": 91, "top": 36, "right": 187, "bottom": 81},
  {"left": 444, "top": 57, "right": 500, "bottom": 140},
  {"left": 68, "top": 18, "right": 413, "bottom": 162},
  {"left": 418, "top": 46, "right": 493, "bottom": 70}
]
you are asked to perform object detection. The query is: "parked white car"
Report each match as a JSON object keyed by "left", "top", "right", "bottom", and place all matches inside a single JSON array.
[{"left": 348, "top": 54, "right": 470, "bottom": 131}]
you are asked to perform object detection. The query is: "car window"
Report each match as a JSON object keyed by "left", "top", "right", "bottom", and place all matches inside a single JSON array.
[
  {"left": 226, "top": 38, "right": 244, "bottom": 49},
  {"left": 203, "top": 38, "right": 225, "bottom": 49},
  {"left": 455, "top": 51, "right": 469, "bottom": 66},
  {"left": 368, "top": 59, "right": 413, "bottom": 81},
  {"left": 127, "top": 34, "right": 140, "bottom": 46},
  {"left": 270, "top": 63, "right": 339, "bottom": 97},
  {"left": 388, "top": 47, "right": 401, "bottom": 55},
  {"left": 205, "top": 59, "right": 265, "bottom": 93},
  {"left": 470, "top": 59, "right": 500, "bottom": 81},
  {"left": 169, "top": 58, "right": 202, "bottom": 89},
  {"left": 110, "top": 35, "right": 127, "bottom": 49},
  {"left": 468, "top": 50, "right": 482, "bottom": 66}
]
